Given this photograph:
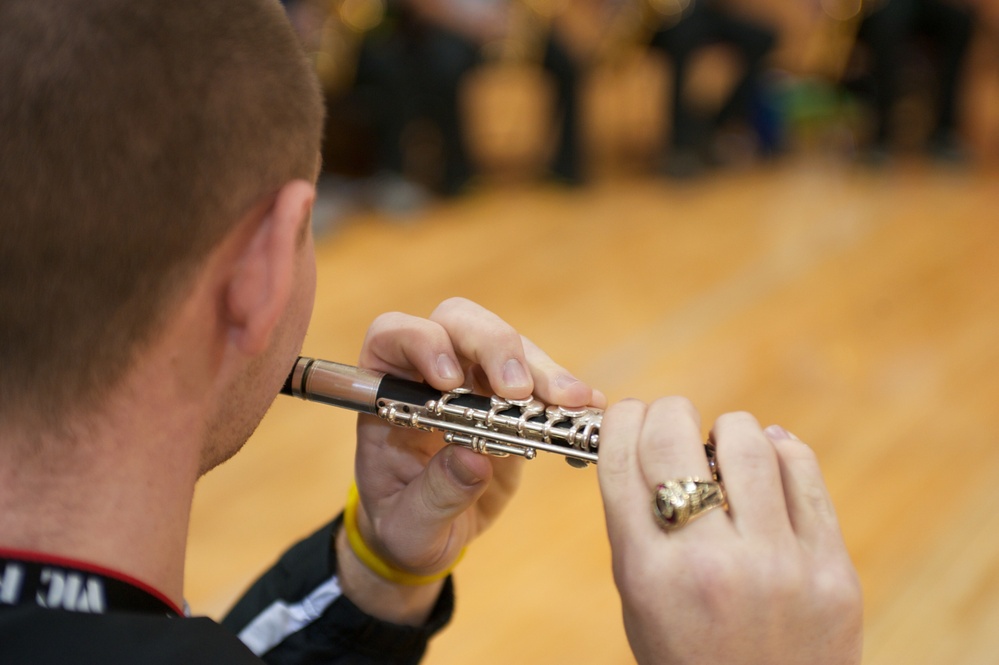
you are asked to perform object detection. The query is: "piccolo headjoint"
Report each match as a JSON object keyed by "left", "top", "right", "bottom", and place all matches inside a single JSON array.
[{"left": 281, "top": 357, "right": 601, "bottom": 467}]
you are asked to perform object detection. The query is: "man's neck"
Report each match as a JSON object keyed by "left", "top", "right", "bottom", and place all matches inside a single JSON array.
[{"left": 0, "top": 371, "right": 206, "bottom": 609}]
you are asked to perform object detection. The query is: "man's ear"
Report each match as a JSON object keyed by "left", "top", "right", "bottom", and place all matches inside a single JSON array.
[{"left": 224, "top": 180, "right": 315, "bottom": 356}]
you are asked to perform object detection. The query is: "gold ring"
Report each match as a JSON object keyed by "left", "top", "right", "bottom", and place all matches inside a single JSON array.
[{"left": 652, "top": 478, "right": 728, "bottom": 531}]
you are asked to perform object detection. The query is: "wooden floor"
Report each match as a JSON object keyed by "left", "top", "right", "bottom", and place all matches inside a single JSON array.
[{"left": 185, "top": 155, "right": 999, "bottom": 665}]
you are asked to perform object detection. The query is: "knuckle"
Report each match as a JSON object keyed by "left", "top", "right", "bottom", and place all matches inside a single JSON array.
[
  {"left": 651, "top": 395, "right": 699, "bottom": 420},
  {"left": 715, "top": 415, "right": 774, "bottom": 465},
  {"left": 430, "top": 296, "right": 474, "bottom": 320},
  {"left": 788, "top": 442, "right": 820, "bottom": 466},
  {"left": 485, "top": 323, "right": 520, "bottom": 348},
  {"left": 802, "top": 481, "right": 837, "bottom": 521},
  {"left": 605, "top": 397, "right": 647, "bottom": 416},
  {"left": 814, "top": 561, "right": 864, "bottom": 613},
  {"left": 367, "top": 310, "right": 410, "bottom": 332},
  {"left": 715, "top": 410, "right": 758, "bottom": 430}
]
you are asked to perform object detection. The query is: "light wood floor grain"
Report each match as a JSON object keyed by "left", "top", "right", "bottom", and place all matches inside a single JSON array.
[{"left": 185, "top": 156, "right": 999, "bottom": 665}]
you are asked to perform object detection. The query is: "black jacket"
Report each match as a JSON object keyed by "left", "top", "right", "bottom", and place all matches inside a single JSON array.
[{"left": 0, "top": 517, "right": 453, "bottom": 664}]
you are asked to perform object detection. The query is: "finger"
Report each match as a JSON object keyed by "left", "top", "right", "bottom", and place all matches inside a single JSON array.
[
  {"left": 597, "top": 399, "right": 650, "bottom": 546},
  {"left": 639, "top": 396, "right": 712, "bottom": 483},
  {"left": 712, "top": 412, "right": 792, "bottom": 538},
  {"left": 359, "top": 311, "right": 465, "bottom": 390},
  {"left": 764, "top": 425, "right": 850, "bottom": 556},
  {"left": 521, "top": 336, "right": 599, "bottom": 409},
  {"left": 590, "top": 388, "right": 608, "bottom": 409},
  {"left": 640, "top": 397, "right": 727, "bottom": 534},
  {"left": 429, "top": 298, "right": 533, "bottom": 398},
  {"left": 373, "top": 445, "right": 495, "bottom": 574},
  {"left": 464, "top": 451, "right": 524, "bottom": 526}
]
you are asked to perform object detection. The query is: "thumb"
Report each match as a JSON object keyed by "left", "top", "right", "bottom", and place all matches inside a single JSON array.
[
  {"left": 420, "top": 445, "right": 493, "bottom": 524},
  {"left": 373, "top": 446, "right": 493, "bottom": 573}
]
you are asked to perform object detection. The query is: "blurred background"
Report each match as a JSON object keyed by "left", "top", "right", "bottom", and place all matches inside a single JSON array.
[{"left": 187, "top": 1, "right": 999, "bottom": 663}]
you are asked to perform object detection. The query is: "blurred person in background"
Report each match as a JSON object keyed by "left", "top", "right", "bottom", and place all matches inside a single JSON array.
[
  {"left": 847, "top": 0, "right": 976, "bottom": 163},
  {"left": 645, "top": 0, "right": 779, "bottom": 178},
  {"left": 350, "top": 0, "right": 585, "bottom": 204}
]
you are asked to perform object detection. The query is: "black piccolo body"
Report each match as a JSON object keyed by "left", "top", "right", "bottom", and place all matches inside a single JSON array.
[{"left": 280, "top": 356, "right": 601, "bottom": 467}]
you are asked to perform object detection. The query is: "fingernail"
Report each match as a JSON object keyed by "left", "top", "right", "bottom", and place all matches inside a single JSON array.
[
  {"left": 555, "top": 373, "right": 580, "bottom": 390},
  {"left": 502, "top": 358, "right": 530, "bottom": 389},
  {"left": 437, "top": 354, "right": 460, "bottom": 381},
  {"left": 764, "top": 424, "right": 800, "bottom": 441}
]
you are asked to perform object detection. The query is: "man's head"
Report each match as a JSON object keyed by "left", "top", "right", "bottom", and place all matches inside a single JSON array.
[{"left": 0, "top": 0, "right": 324, "bottom": 433}]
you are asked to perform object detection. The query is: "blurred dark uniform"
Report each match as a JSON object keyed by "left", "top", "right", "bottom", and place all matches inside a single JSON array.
[
  {"left": 355, "top": 0, "right": 584, "bottom": 195},
  {"left": 853, "top": 0, "right": 975, "bottom": 157},
  {"left": 647, "top": 0, "right": 777, "bottom": 176}
]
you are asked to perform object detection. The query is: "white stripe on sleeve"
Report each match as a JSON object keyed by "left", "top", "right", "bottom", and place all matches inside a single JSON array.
[{"left": 236, "top": 575, "right": 343, "bottom": 656}]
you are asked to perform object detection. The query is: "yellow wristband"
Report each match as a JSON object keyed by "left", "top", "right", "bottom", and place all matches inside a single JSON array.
[{"left": 343, "top": 483, "right": 464, "bottom": 586}]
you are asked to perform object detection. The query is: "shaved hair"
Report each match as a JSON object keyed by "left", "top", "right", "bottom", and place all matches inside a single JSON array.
[{"left": 0, "top": 0, "right": 324, "bottom": 429}]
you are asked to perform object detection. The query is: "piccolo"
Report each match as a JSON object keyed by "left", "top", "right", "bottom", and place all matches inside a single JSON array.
[{"left": 280, "top": 356, "right": 601, "bottom": 467}]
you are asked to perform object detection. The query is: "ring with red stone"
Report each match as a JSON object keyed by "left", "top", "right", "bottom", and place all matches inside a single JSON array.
[{"left": 652, "top": 478, "right": 728, "bottom": 531}]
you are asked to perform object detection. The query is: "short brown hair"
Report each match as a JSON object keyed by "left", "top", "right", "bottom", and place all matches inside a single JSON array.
[{"left": 0, "top": 0, "right": 324, "bottom": 429}]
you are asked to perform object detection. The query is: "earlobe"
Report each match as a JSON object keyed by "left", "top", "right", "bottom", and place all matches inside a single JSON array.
[{"left": 225, "top": 180, "right": 315, "bottom": 356}]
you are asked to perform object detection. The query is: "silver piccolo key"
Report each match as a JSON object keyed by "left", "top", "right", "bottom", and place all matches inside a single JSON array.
[{"left": 280, "top": 356, "right": 601, "bottom": 467}]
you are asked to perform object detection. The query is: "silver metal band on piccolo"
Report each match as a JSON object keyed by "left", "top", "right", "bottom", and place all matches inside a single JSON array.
[{"left": 280, "top": 356, "right": 601, "bottom": 467}]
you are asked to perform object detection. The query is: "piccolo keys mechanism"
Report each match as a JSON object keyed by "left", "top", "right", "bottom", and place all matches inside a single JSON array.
[{"left": 280, "top": 356, "right": 601, "bottom": 467}]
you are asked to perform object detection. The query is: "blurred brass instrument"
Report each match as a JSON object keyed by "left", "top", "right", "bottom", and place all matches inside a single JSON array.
[{"left": 281, "top": 356, "right": 601, "bottom": 467}]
